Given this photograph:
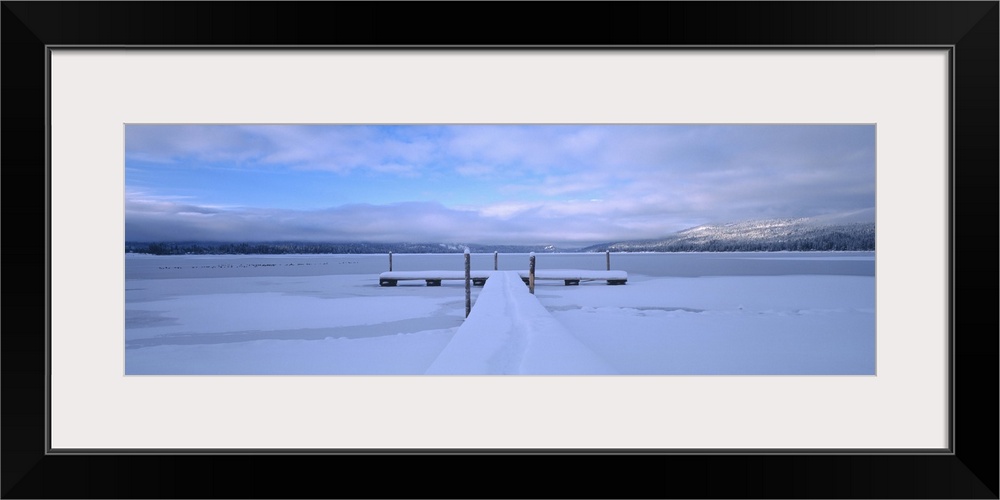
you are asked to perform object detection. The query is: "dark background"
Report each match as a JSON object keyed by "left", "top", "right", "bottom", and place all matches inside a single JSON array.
[{"left": 3, "top": 2, "right": 997, "bottom": 498}]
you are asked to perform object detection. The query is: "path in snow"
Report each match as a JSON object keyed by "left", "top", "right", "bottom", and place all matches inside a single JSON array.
[{"left": 426, "top": 271, "right": 615, "bottom": 374}]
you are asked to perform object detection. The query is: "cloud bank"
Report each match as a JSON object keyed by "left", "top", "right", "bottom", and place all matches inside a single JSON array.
[{"left": 125, "top": 124, "right": 875, "bottom": 246}]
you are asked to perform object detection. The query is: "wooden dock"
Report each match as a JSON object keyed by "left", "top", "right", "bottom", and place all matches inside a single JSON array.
[
  {"left": 378, "top": 269, "right": 627, "bottom": 286},
  {"left": 424, "top": 271, "right": 615, "bottom": 374},
  {"left": 379, "top": 270, "right": 493, "bottom": 287},
  {"left": 521, "top": 269, "right": 627, "bottom": 286}
]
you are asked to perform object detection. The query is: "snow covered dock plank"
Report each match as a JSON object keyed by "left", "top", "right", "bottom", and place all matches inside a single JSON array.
[
  {"left": 526, "top": 269, "right": 627, "bottom": 285},
  {"left": 425, "top": 271, "right": 615, "bottom": 374},
  {"left": 379, "top": 270, "right": 493, "bottom": 286},
  {"left": 379, "top": 269, "right": 627, "bottom": 286}
]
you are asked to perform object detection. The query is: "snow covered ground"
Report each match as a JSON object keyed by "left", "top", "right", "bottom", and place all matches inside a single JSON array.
[{"left": 125, "top": 252, "right": 875, "bottom": 375}]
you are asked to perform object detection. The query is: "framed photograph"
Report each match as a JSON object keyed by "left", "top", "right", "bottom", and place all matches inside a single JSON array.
[
  {"left": 120, "top": 122, "right": 879, "bottom": 377},
  {"left": 4, "top": 2, "right": 996, "bottom": 498}
]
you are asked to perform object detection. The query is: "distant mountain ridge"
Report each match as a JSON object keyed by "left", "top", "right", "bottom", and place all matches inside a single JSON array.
[
  {"left": 126, "top": 211, "right": 876, "bottom": 255},
  {"left": 582, "top": 214, "right": 875, "bottom": 253}
]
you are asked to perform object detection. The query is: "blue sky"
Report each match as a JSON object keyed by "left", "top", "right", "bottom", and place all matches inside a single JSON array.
[{"left": 125, "top": 124, "right": 875, "bottom": 246}]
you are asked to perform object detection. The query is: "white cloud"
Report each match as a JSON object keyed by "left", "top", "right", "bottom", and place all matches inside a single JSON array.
[
  {"left": 477, "top": 201, "right": 543, "bottom": 220},
  {"left": 125, "top": 124, "right": 875, "bottom": 245},
  {"left": 454, "top": 163, "right": 496, "bottom": 177}
]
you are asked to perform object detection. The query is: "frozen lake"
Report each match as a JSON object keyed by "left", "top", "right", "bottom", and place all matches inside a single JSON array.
[
  {"left": 125, "top": 252, "right": 876, "bottom": 375},
  {"left": 125, "top": 251, "right": 875, "bottom": 279}
]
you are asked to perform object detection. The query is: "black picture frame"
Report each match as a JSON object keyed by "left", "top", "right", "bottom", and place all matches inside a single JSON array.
[{"left": 3, "top": 2, "right": 997, "bottom": 498}]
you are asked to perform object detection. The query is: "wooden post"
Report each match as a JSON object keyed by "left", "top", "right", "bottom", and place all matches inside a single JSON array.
[
  {"left": 389, "top": 251, "right": 393, "bottom": 271},
  {"left": 464, "top": 249, "right": 471, "bottom": 318},
  {"left": 606, "top": 250, "right": 610, "bottom": 271},
  {"left": 528, "top": 252, "right": 536, "bottom": 294},
  {"left": 494, "top": 251, "right": 498, "bottom": 270}
]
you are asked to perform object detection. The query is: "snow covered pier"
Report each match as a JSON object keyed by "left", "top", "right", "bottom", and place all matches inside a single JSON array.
[
  {"left": 426, "top": 271, "right": 615, "bottom": 374},
  {"left": 521, "top": 269, "right": 627, "bottom": 286},
  {"left": 378, "top": 269, "right": 627, "bottom": 287},
  {"left": 379, "top": 271, "right": 493, "bottom": 287}
]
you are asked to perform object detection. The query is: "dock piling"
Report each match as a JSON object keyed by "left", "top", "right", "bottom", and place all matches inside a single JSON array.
[
  {"left": 465, "top": 249, "right": 471, "bottom": 317},
  {"left": 528, "top": 253, "right": 536, "bottom": 294}
]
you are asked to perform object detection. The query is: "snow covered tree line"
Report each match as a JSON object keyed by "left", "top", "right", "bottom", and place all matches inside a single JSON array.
[
  {"left": 124, "top": 241, "right": 564, "bottom": 256},
  {"left": 126, "top": 221, "right": 875, "bottom": 255}
]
